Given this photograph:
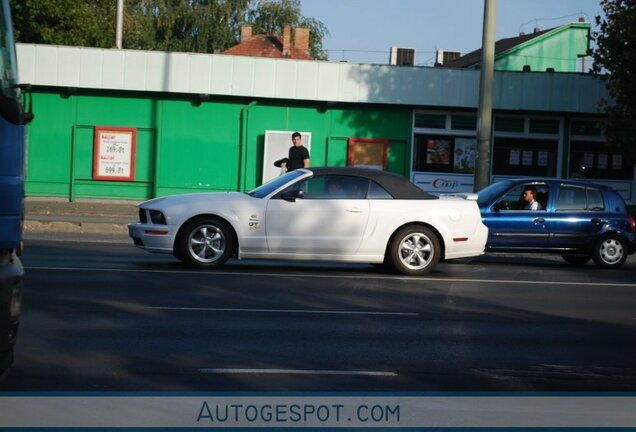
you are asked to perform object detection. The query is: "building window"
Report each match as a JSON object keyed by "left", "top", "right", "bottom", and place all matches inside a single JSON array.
[
  {"left": 494, "top": 117, "right": 525, "bottom": 133},
  {"left": 492, "top": 138, "right": 557, "bottom": 177},
  {"left": 414, "top": 135, "right": 476, "bottom": 173},
  {"left": 450, "top": 115, "right": 477, "bottom": 131},
  {"left": 529, "top": 118, "right": 560, "bottom": 135},
  {"left": 568, "top": 119, "right": 633, "bottom": 180},
  {"left": 414, "top": 113, "right": 446, "bottom": 129}
]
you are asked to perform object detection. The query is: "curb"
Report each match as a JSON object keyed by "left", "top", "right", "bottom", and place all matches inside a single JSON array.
[{"left": 24, "top": 220, "right": 128, "bottom": 234}]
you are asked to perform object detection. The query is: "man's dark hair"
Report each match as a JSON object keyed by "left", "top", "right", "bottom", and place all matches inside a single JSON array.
[{"left": 292, "top": 132, "right": 301, "bottom": 139}]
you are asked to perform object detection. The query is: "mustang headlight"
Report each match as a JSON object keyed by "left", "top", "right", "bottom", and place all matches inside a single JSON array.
[{"left": 149, "top": 210, "right": 167, "bottom": 225}]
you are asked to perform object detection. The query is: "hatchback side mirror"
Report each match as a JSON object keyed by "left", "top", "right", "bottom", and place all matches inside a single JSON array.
[{"left": 493, "top": 200, "right": 508, "bottom": 212}]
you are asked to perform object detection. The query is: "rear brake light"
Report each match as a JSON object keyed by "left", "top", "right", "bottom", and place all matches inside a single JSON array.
[{"left": 630, "top": 214, "right": 636, "bottom": 233}]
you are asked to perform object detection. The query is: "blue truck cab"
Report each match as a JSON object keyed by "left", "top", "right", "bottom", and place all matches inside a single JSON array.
[{"left": 0, "top": 0, "right": 31, "bottom": 379}]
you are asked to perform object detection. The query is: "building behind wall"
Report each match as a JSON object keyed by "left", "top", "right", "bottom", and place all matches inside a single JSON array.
[{"left": 16, "top": 42, "right": 635, "bottom": 204}]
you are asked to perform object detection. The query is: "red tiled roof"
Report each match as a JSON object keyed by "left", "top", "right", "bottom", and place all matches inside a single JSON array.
[{"left": 224, "top": 35, "right": 311, "bottom": 60}]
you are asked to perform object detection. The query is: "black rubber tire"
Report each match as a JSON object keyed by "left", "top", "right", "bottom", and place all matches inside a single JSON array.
[
  {"left": 175, "top": 217, "right": 234, "bottom": 269},
  {"left": 388, "top": 225, "right": 440, "bottom": 276},
  {"left": 592, "top": 234, "right": 627, "bottom": 269},
  {"left": 561, "top": 255, "right": 591, "bottom": 266}
]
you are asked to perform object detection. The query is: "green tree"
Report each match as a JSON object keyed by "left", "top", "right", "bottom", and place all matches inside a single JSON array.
[
  {"left": 125, "top": 0, "right": 250, "bottom": 53},
  {"left": 10, "top": 0, "right": 328, "bottom": 59},
  {"left": 592, "top": 0, "right": 636, "bottom": 159},
  {"left": 10, "top": 0, "right": 115, "bottom": 47}
]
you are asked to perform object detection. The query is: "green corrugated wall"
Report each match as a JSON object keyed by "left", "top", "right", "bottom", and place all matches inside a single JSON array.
[{"left": 25, "top": 90, "right": 412, "bottom": 200}]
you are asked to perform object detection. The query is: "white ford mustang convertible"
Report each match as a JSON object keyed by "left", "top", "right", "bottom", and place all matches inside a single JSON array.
[{"left": 129, "top": 167, "right": 488, "bottom": 275}]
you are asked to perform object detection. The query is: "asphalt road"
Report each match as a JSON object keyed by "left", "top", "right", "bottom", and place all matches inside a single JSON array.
[{"left": 3, "top": 236, "right": 636, "bottom": 392}]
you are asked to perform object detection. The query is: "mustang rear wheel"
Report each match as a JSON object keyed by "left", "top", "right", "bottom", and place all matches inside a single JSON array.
[
  {"left": 389, "top": 225, "right": 440, "bottom": 276},
  {"left": 176, "top": 218, "right": 233, "bottom": 269},
  {"left": 592, "top": 234, "right": 627, "bottom": 269},
  {"left": 561, "top": 255, "right": 591, "bottom": 266}
]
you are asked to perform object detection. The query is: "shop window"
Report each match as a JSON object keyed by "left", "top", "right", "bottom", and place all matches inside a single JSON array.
[
  {"left": 571, "top": 120, "right": 603, "bottom": 137},
  {"left": 529, "top": 118, "right": 560, "bottom": 135},
  {"left": 450, "top": 115, "right": 477, "bottom": 131},
  {"left": 413, "top": 134, "right": 476, "bottom": 173},
  {"left": 492, "top": 138, "right": 557, "bottom": 177},
  {"left": 494, "top": 117, "right": 524, "bottom": 133},
  {"left": 569, "top": 140, "right": 633, "bottom": 180},
  {"left": 414, "top": 113, "right": 446, "bottom": 129}
]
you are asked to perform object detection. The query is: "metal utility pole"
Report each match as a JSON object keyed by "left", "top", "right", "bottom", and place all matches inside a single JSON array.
[
  {"left": 116, "top": 0, "right": 124, "bottom": 49},
  {"left": 474, "top": 0, "right": 496, "bottom": 191}
]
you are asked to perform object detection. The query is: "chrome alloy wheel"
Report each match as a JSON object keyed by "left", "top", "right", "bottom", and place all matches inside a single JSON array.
[
  {"left": 597, "top": 237, "right": 624, "bottom": 265},
  {"left": 188, "top": 224, "right": 227, "bottom": 264},
  {"left": 398, "top": 231, "right": 434, "bottom": 270}
]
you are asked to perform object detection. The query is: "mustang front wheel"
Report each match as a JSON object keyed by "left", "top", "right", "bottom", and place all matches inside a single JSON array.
[
  {"left": 389, "top": 225, "right": 440, "bottom": 275},
  {"left": 176, "top": 218, "right": 233, "bottom": 269}
]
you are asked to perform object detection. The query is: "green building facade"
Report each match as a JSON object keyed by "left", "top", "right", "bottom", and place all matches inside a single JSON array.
[
  {"left": 16, "top": 39, "right": 635, "bottom": 204},
  {"left": 24, "top": 89, "right": 412, "bottom": 200}
]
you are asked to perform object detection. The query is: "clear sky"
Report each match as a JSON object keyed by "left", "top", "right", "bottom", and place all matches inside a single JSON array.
[{"left": 301, "top": 0, "right": 604, "bottom": 64}]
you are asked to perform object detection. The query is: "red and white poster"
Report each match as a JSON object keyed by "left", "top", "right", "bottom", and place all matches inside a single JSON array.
[{"left": 93, "top": 126, "right": 137, "bottom": 181}]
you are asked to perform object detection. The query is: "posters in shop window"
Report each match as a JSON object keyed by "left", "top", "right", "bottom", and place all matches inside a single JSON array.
[
  {"left": 453, "top": 138, "right": 476, "bottom": 173},
  {"left": 426, "top": 139, "right": 451, "bottom": 165}
]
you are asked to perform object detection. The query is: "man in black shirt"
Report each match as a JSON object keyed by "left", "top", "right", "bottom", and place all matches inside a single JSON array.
[{"left": 282, "top": 132, "right": 310, "bottom": 171}]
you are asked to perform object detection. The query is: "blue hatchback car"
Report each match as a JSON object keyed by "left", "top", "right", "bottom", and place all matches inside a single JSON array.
[{"left": 478, "top": 178, "right": 636, "bottom": 268}]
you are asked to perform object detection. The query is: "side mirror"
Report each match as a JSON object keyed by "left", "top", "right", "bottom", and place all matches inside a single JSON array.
[
  {"left": 493, "top": 200, "right": 508, "bottom": 212},
  {"left": 280, "top": 189, "right": 304, "bottom": 202}
]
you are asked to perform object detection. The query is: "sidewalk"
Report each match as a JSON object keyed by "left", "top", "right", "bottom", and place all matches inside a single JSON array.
[{"left": 24, "top": 197, "right": 139, "bottom": 235}]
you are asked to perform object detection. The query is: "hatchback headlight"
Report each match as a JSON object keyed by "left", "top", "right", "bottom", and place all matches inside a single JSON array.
[{"left": 149, "top": 210, "right": 167, "bottom": 225}]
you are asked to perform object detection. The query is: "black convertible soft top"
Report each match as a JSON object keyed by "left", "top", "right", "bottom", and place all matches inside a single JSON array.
[{"left": 305, "top": 167, "right": 437, "bottom": 200}]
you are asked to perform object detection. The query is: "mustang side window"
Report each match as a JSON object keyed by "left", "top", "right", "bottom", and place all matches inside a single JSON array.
[
  {"left": 295, "top": 175, "right": 370, "bottom": 199},
  {"left": 367, "top": 181, "right": 393, "bottom": 199}
]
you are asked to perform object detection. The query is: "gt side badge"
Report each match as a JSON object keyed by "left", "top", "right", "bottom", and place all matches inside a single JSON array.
[{"left": 248, "top": 215, "right": 260, "bottom": 231}]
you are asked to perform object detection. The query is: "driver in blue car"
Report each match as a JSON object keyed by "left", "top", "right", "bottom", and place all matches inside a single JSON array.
[{"left": 522, "top": 187, "right": 543, "bottom": 210}]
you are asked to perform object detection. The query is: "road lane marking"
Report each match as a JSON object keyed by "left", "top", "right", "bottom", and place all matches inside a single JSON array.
[
  {"left": 147, "top": 306, "right": 418, "bottom": 316},
  {"left": 24, "top": 266, "right": 636, "bottom": 287},
  {"left": 198, "top": 368, "right": 397, "bottom": 377}
]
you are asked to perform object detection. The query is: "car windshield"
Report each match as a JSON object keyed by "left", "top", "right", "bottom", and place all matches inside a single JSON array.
[
  {"left": 247, "top": 170, "right": 307, "bottom": 198},
  {"left": 0, "top": 3, "right": 18, "bottom": 102},
  {"left": 477, "top": 181, "right": 513, "bottom": 206}
]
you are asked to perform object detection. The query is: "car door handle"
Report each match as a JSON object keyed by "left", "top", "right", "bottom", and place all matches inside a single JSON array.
[
  {"left": 533, "top": 217, "right": 545, "bottom": 224},
  {"left": 346, "top": 207, "right": 365, "bottom": 213},
  {"left": 591, "top": 217, "right": 602, "bottom": 224}
]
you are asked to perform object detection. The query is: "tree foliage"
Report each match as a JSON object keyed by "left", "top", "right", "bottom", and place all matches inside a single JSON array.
[
  {"left": 10, "top": 0, "right": 329, "bottom": 59},
  {"left": 592, "top": 0, "right": 636, "bottom": 157}
]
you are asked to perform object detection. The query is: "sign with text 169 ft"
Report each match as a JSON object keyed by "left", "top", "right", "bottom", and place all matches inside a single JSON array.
[{"left": 93, "top": 126, "right": 137, "bottom": 181}]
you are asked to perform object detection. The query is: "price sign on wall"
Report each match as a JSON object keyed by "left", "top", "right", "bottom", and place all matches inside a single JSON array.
[{"left": 93, "top": 126, "right": 137, "bottom": 181}]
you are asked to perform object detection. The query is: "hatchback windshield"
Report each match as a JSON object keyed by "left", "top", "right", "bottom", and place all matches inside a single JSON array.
[{"left": 477, "top": 181, "right": 513, "bottom": 206}]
